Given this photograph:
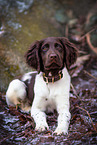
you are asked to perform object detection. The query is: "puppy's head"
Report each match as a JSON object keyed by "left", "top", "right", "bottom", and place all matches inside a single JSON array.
[{"left": 25, "top": 37, "right": 78, "bottom": 73}]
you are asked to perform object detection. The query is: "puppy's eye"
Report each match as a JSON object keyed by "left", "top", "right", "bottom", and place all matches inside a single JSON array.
[
  {"left": 42, "top": 44, "right": 49, "bottom": 52},
  {"left": 55, "top": 43, "right": 63, "bottom": 51}
]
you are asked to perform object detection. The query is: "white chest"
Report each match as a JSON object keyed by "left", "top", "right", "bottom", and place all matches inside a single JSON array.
[{"left": 33, "top": 68, "right": 70, "bottom": 112}]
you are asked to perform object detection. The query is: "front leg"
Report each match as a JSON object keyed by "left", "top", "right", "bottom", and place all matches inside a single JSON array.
[
  {"left": 31, "top": 99, "right": 49, "bottom": 131},
  {"left": 31, "top": 108, "right": 49, "bottom": 131},
  {"left": 54, "top": 95, "right": 71, "bottom": 135}
]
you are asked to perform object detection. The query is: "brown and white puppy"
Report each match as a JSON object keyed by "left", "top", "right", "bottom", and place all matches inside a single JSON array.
[{"left": 6, "top": 37, "right": 78, "bottom": 135}]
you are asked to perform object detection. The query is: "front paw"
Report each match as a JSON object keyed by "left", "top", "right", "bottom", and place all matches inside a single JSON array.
[
  {"left": 35, "top": 123, "right": 49, "bottom": 132},
  {"left": 54, "top": 127, "right": 68, "bottom": 135}
]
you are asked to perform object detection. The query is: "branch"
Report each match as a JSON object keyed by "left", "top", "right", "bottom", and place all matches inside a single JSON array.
[
  {"left": 76, "top": 106, "right": 97, "bottom": 132},
  {"left": 80, "top": 26, "right": 97, "bottom": 41},
  {"left": 86, "top": 33, "right": 97, "bottom": 54},
  {"left": 84, "top": 70, "right": 97, "bottom": 80},
  {"left": 70, "top": 83, "right": 84, "bottom": 105}
]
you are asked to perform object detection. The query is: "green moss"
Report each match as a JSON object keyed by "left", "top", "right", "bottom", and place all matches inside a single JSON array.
[{"left": 0, "top": 0, "right": 62, "bottom": 92}]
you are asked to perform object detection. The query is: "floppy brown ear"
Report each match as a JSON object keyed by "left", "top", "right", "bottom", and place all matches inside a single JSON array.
[
  {"left": 60, "top": 37, "right": 78, "bottom": 69},
  {"left": 25, "top": 40, "right": 43, "bottom": 72}
]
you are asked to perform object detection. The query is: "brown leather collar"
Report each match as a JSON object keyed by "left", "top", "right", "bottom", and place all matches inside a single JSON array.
[{"left": 43, "top": 71, "right": 63, "bottom": 83}]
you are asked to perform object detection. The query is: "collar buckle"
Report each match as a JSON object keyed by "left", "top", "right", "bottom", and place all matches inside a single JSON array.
[
  {"left": 52, "top": 77, "right": 54, "bottom": 83},
  {"left": 58, "top": 71, "right": 62, "bottom": 80},
  {"left": 43, "top": 73, "right": 48, "bottom": 84}
]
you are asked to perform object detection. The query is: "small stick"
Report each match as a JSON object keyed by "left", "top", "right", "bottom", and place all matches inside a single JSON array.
[
  {"left": 84, "top": 70, "right": 97, "bottom": 80},
  {"left": 0, "top": 126, "right": 33, "bottom": 143},
  {"left": 70, "top": 83, "right": 97, "bottom": 132},
  {"left": 79, "top": 26, "right": 97, "bottom": 41},
  {"left": 70, "top": 83, "right": 78, "bottom": 98},
  {"left": 76, "top": 106, "right": 97, "bottom": 132},
  {"left": 86, "top": 33, "right": 97, "bottom": 54},
  {"left": 70, "top": 83, "right": 84, "bottom": 105}
]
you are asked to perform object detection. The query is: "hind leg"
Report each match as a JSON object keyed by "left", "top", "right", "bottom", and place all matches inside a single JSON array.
[{"left": 6, "top": 79, "right": 27, "bottom": 108}]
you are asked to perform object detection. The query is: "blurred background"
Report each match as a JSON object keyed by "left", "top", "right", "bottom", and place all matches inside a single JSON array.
[{"left": 0, "top": 0, "right": 97, "bottom": 92}]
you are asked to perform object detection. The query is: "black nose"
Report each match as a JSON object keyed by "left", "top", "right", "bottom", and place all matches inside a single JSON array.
[{"left": 50, "top": 53, "right": 57, "bottom": 59}]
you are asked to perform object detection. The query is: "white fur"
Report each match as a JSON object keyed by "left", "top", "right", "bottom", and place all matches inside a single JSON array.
[
  {"left": 21, "top": 71, "right": 37, "bottom": 83},
  {"left": 31, "top": 68, "right": 71, "bottom": 134},
  {"left": 6, "top": 67, "right": 71, "bottom": 135},
  {"left": 6, "top": 79, "right": 27, "bottom": 106}
]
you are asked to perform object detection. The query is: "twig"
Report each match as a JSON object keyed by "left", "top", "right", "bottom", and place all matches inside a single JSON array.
[
  {"left": 84, "top": 70, "right": 97, "bottom": 80},
  {"left": 71, "top": 83, "right": 97, "bottom": 132},
  {"left": 0, "top": 127, "right": 32, "bottom": 144},
  {"left": 70, "top": 83, "right": 84, "bottom": 105},
  {"left": 0, "top": 132, "right": 25, "bottom": 144},
  {"left": 70, "top": 83, "right": 78, "bottom": 98},
  {"left": 86, "top": 33, "right": 97, "bottom": 54},
  {"left": 0, "top": 134, "right": 12, "bottom": 144},
  {"left": 79, "top": 26, "right": 97, "bottom": 41},
  {"left": 76, "top": 106, "right": 97, "bottom": 132},
  {"left": 79, "top": 26, "right": 97, "bottom": 54}
]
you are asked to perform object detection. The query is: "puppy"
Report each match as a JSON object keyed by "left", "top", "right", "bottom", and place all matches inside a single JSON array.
[{"left": 6, "top": 37, "right": 78, "bottom": 135}]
